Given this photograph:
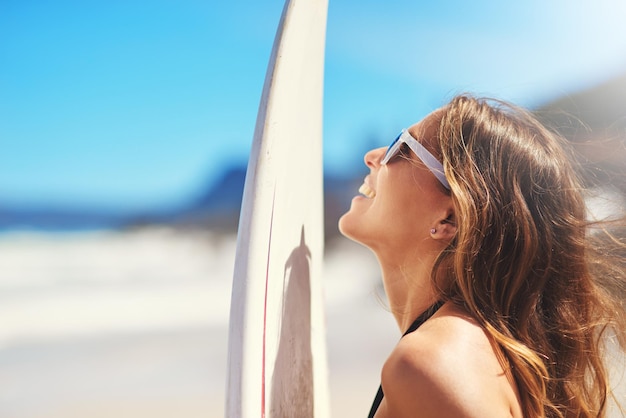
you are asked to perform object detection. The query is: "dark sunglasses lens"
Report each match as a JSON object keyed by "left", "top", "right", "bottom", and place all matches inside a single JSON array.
[{"left": 384, "top": 133, "right": 402, "bottom": 157}]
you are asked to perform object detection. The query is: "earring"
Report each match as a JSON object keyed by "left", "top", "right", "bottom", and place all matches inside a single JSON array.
[{"left": 430, "top": 228, "right": 436, "bottom": 234}]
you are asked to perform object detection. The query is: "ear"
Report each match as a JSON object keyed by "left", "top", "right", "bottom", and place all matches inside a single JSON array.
[{"left": 430, "top": 209, "right": 457, "bottom": 241}]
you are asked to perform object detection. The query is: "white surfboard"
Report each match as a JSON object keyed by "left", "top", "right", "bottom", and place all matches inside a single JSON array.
[{"left": 225, "top": 0, "right": 329, "bottom": 417}]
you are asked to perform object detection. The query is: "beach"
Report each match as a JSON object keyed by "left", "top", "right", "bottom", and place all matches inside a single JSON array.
[
  {"left": 0, "top": 228, "right": 623, "bottom": 417},
  {"left": 0, "top": 228, "right": 400, "bottom": 417}
]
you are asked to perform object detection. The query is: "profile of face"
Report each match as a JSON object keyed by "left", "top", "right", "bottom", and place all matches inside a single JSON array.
[{"left": 338, "top": 110, "right": 456, "bottom": 262}]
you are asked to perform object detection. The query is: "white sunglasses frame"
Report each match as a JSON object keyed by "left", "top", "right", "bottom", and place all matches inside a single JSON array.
[{"left": 380, "top": 129, "right": 450, "bottom": 190}]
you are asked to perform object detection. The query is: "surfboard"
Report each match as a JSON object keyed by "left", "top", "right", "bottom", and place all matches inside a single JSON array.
[{"left": 225, "top": 0, "right": 329, "bottom": 417}]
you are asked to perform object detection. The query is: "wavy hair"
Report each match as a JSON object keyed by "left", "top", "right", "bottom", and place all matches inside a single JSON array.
[{"left": 431, "top": 95, "right": 626, "bottom": 417}]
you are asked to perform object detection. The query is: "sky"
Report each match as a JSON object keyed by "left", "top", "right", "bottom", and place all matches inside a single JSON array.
[{"left": 1, "top": 0, "right": 626, "bottom": 212}]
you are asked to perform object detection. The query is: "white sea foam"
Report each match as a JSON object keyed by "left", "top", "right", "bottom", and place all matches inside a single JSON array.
[
  {"left": 0, "top": 228, "right": 236, "bottom": 346},
  {"left": 0, "top": 227, "right": 391, "bottom": 418},
  {"left": 0, "top": 228, "right": 382, "bottom": 347}
]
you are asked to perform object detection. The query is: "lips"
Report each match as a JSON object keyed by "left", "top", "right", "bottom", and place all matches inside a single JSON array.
[{"left": 358, "top": 182, "right": 375, "bottom": 198}]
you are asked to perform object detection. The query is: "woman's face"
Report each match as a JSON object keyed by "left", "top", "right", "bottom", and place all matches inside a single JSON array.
[{"left": 338, "top": 111, "right": 452, "bottom": 257}]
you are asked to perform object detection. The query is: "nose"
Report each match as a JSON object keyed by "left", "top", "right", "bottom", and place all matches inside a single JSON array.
[{"left": 364, "top": 147, "right": 388, "bottom": 168}]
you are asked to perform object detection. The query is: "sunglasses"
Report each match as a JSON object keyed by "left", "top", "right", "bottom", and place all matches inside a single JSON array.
[{"left": 381, "top": 129, "right": 450, "bottom": 190}]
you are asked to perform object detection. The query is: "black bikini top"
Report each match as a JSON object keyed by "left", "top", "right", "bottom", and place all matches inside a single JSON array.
[{"left": 367, "top": 301, "right": 444, "bottom": 418}]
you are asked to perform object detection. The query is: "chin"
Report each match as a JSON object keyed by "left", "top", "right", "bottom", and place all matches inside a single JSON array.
[
  {"left": 337, "top": 212, "right": 352, "bottom": 238},
  {"left": 338, "top": 211, "right": 371, "bottom": 247},
  {"left": 338, "top": 211, "right": 359, "bottom": 240}
]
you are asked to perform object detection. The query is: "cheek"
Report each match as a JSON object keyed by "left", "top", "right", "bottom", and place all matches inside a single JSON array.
[
  {"left": 380, "top": 178, "right": 419, "bottom": 216},
  {"left": 381, "top": 182, "right": 433, "bottom": 234}
]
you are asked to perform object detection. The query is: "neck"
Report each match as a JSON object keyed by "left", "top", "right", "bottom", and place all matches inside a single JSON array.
[{"left": 377, "top": 249, "right": 440, "bottom": 333}]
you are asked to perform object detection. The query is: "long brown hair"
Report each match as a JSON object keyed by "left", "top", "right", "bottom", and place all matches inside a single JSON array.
[{"left": 432, "top": 95, "right": 626, "bottom": 417}]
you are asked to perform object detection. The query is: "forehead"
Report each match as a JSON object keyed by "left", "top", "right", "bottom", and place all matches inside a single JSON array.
[{"left": 406, "top": 109, "right": 443, "bottom": 159}]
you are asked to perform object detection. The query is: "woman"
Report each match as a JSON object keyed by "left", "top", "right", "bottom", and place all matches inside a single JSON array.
[{"left": 339, "top": 95, "right": 626, "bottom": 418}]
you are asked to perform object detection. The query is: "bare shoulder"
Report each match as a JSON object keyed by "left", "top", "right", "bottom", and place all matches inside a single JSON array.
[{"left": 377, "top": 303, "right": 522, "bottom": 418}]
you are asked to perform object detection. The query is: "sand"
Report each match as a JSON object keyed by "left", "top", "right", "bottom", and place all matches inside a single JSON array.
[
  {"left": 0, "top": 229, "right": 399, "bottom": 417},
  {"left": 0, "top": 228, "right": 623, "bottom": 417}
]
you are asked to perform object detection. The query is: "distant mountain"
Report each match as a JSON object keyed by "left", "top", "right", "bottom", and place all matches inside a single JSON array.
[
  {"left": 536, "top": 72, "right": 626, "bottom": 192},
  {"left": 154, "top": 166, "right": 247, "bottom": 232},
  {"left": 142, "top": 165, "right": 362, "bottom": 239},
  {"left": 0, "top": 163, "right": 361, "bottom": 239},
  {"left": 537, "top": 72, "right": 626, "bottom": 139}
]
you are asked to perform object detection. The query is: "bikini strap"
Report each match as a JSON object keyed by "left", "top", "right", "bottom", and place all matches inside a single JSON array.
[{"left": 367, "top": 301, "right": 444, "bottom": 418}]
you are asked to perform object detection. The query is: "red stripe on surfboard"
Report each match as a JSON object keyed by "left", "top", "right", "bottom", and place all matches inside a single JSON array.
[{"left": 261, "top": 189, "right": 277, "bottom": 417}]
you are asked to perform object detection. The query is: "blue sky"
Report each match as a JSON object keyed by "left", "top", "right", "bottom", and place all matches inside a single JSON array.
[{"left": 2, "top": 0, "right": 626, "bottom": 212}]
